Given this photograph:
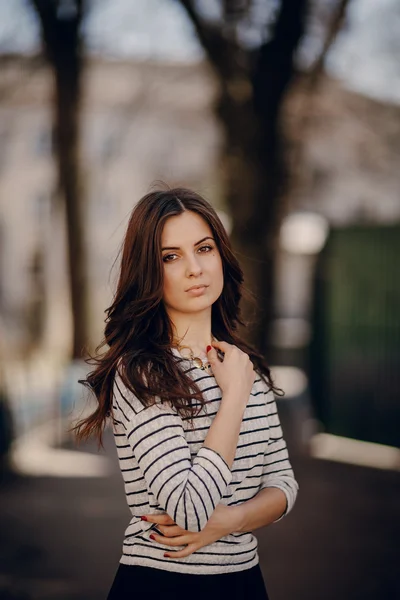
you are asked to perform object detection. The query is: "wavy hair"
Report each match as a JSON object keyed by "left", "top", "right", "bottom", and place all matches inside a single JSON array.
[{"left": 74, "top": 187, "right": 280, "bottom": 444}]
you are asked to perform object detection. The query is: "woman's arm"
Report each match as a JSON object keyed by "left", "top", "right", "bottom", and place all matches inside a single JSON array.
[
  {"left": 144, "top": 489, "right": 288, "bottom": 559},
  {"left": 116, "top": 399, "right": 231, "bottom": 533},
  {"left": 115, "top": 343, "right": 254, "bottom": 533},
  {"left": 227, "top": 487, "right": 287, "bottom": 532},
  {"left": 114, "top": 376, "right": 246, "bottom": 533},
  {"left": 257, "top": 389, "right": 299, "bottom": 520},
  {"left": 145, "top": 390, "right": 298, "bottom": 557}
]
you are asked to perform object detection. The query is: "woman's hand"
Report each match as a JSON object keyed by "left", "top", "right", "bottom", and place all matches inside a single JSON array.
[
  {"left": 141, "top": 504, "right": 242, "bottom": 559},
  {"left": 207, "top": 340, "right": 255, "bottom": 409}
]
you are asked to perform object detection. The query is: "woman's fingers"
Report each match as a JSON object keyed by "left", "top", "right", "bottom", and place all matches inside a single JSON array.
[
  {"left": 141, "top": 513, "right": 175, "bottom": 525},
  {"left": 157, "top": 524, "right": 186, "bottom": 537},
  {"left": 207, "top": 340, "right": 232, "bottom": 366},
  {"left": 210, "top": 340, "right": 232, "bottom": 353},
  {"left": 164, "top": 544, "right": 198, "bottom": 558},
  {"left": 150, "top": 533, "right": 190, "bottom": 547}
]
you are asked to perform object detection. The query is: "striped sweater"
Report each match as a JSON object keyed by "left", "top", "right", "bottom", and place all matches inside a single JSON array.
[{"left": 112, "top": 350, "right": 298, "bottom": 575}]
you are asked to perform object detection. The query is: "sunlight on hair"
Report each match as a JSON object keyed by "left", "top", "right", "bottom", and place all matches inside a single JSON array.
[{"left": 310, "top": 433, "right": 400, "bottom": 471}]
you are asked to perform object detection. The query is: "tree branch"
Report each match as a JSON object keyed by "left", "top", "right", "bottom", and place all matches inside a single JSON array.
[
  {"left": 178, "top": 0, "right": 245, "bottom": 85},
  {"left": 307, "top": 0, "right": 352, "bottom": 88},
  {"left": 253, "top": 0, "right": 308, "bottom": 120}
]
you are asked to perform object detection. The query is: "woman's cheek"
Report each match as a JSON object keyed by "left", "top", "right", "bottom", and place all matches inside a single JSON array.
[{"left": 164, "top": 272, "right": 181, "bottom": 303}]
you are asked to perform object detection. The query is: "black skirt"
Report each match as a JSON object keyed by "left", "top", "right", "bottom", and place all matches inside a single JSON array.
[{"left": 107, "top": 563, "right": 270, "bottom": 600}]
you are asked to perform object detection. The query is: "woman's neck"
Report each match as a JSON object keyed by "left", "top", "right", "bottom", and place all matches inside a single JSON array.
[{"left": 168, "top": 310, "right": 213, "bottom": 354}]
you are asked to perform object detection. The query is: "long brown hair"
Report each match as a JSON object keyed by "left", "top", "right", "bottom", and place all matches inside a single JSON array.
[{"left": 74, "top": 187, "right": 280, "bottom": 444}]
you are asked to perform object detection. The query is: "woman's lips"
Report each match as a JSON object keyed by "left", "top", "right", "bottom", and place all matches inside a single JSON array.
[{"left": 186, "top": 285, "right": 208, "bottom": 296}]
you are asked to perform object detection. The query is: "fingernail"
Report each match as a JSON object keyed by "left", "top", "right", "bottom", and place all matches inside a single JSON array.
[
  {"left": 164, "top": 553, "right": 170, "bottom": 558},
  {"left": 140, "top": 516, "right": 148, "bottom": 521},
  {"left": 150, "top": 534, "right": 156, "bottom": 540},
  {"left": 206, "top": 345, "right": 212, "bottom": 353}
]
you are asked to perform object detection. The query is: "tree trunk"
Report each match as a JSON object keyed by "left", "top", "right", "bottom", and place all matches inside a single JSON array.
[
  {"left": 31, "top": 1, "right": 89, "bottom": 359},
  {"left": 218, "top": 98, "right": 284, "bottom": 353},
  {"left": 54, "top": 56, "right": 89, "bottom": 359},
  {"left": 218, "top": 0, "right": 307, "bottom": 354},
  {"left": 180, "top": 0, "right": 307, "bottom": 353}
]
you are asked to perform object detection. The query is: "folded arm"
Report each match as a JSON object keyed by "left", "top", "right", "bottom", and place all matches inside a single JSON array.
[
  {"left": 114, "top": 368, "right": 255, "bottom": 534},
  {"left": 124, "top": 404, "right": 232, "bottom": 532}
]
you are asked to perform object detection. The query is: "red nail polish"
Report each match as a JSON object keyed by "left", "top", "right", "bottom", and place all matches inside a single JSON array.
[
  {"left": 140, "top": 516, "right": 148, "bottom": 521},
  {"left": 164, "top": 553, "right": 170, "bottom": 558},
  {"left": 150, "top": 534, "right": 156, "bottom": 540},
  {"left": 206, "top": 345, "right": 212, "bottom": 353}
]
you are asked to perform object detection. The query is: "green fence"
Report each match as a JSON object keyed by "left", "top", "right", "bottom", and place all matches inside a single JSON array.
[{"left": 310, "top": 225, "right": 400, "bottom": 447}]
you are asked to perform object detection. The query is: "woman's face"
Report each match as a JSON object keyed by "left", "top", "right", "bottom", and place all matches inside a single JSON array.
[{"left": 161, "top": 210, "right": 224, "bottom": 317}]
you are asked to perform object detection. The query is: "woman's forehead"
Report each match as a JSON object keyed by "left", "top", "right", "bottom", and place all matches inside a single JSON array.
[{"left": 161, "top": 212, "right": 212, "bottom": 246}]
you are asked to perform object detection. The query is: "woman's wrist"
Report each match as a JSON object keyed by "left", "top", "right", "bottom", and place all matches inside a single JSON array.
[{"left": 227, "top": 504, "right": 247, "bottom": 534}]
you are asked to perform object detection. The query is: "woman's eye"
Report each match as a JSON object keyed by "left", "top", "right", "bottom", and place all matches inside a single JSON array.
[
  {"left": 163, "top": 246, "right": 213, "bottom": 262},
  {"left": 162, "top": 253, "right": 177, "bottom": 263}
]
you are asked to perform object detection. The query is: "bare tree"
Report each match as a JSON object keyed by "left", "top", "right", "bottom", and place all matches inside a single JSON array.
[
  {"left": 178, "top": 0, "right": 352, "bottom": 354},
  {"left": 291, "top": 0, "right": 352, "bottom": 173},
  {"left": 28, "top": 0, "right": 351, "bottom": 360},
  {"left": 179, "top": 0, "right": 308, "bottom": 352},
  {"left": 30, "top": 0, "right": 89, "bottom": 359}
]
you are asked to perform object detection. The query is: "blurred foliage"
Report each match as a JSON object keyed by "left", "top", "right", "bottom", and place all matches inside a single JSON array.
[{"left": 311, "top": 226, "right": 400, "bottom": 446}]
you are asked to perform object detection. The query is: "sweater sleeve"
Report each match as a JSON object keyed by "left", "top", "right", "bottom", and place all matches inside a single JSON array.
[
  {"left": 113, "top": 379, "right": 232, "bottom": 532},
  {"left": 259, "top": 390, "right": 299, "bottom": 520}
]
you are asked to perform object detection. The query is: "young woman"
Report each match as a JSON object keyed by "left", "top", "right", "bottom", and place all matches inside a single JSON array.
[{"left": 75, "top": 188, "right": 298, "bottom": 600}]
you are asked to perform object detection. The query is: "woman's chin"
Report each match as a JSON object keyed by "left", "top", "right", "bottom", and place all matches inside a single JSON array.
[{"left": 175, "top": 298, "right": 214, "bottom": 315}]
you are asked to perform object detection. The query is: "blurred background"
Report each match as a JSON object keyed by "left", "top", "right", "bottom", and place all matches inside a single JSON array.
[{"left": 0, "top": 0, "right": 399, "bottom": 598}]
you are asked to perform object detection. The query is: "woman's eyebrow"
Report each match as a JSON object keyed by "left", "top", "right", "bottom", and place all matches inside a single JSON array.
[{"left": 161, "top": 236, "right": 214, "bottom": 251}]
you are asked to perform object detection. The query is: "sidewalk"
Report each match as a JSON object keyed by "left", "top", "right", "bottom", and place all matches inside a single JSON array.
[{"left": 1, "top": 426, "right": 399, "bottom": 600}]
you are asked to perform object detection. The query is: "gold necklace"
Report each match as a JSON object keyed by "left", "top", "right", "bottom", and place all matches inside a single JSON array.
[{"left": 173, "top": 337, "right": 215, "bottom": 372}]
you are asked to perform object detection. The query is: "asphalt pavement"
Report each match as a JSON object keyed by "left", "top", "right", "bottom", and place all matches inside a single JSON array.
[{"left": 0, "top": 423, "right": 399, "bottom": 600}]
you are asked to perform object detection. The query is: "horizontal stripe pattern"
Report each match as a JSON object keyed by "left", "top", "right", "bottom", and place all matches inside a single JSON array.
[{"left": 112, "top": 356, "right": 298, "bottom": 574}]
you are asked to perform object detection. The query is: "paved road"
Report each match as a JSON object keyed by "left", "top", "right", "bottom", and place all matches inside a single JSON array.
[{"left": 1, "top": 428, "right": 399, "bottom": 600}]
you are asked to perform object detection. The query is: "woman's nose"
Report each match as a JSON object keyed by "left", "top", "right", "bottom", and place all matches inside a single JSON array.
[{"left": 185, "top": 254, "right": 202, "bottom": 277}]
